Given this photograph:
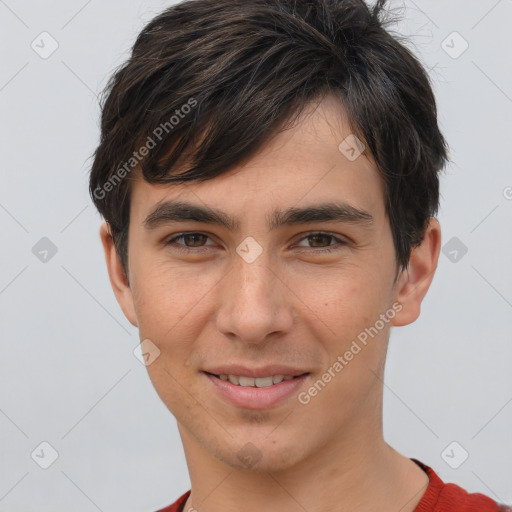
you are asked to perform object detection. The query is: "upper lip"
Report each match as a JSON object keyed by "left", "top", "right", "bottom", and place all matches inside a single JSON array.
[{"left": 203, "top": 365, "right": 310, "bottom": 378}]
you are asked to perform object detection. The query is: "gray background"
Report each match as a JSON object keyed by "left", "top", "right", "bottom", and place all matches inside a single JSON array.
[{"left": 0, "top": 0, "right": 511, "bottom": 510}]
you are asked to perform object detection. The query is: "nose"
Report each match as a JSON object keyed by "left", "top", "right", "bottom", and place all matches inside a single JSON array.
[{"left": 215, "top": 249, "right": 294, "bottom": 345}]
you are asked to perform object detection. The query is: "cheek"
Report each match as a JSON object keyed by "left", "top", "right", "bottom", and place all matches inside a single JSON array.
[
  {"left": 133, "top": 270, "right": 209, "bottom": 414},
  {"left": 303, "top": 263, "right": 390, "bottom": 326},
  {"left": 304, "top": 268, "right": 391, "bottom": 380},
  {"left": 132, "top": 257, "right": 219, "bottom": 332}
]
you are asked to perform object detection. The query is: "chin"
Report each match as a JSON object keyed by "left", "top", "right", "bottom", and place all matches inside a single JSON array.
[{"left": 212, "top": 432, "right": 310, "bottom": 473}]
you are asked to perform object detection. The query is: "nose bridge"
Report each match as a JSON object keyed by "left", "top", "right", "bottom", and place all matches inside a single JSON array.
[
  {"left": 215, "top": 244, "right": 292, "bottom": 342},
  {"left": 231, "top": 245, "right": 277, "bottom": 310},
  {"left": 231, "top": 233, "right": 275, "bottom": 294},
  {"left": 235, "top": 249, "right": 273, "bottom": 296}
]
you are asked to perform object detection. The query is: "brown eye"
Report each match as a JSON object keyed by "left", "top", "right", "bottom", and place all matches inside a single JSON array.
[
  {"left": 166, "top": 232, "right": 215, "bottom": 253},
  {"left": 307, "top": 234, "right": 333, "bottom": 248},
  {"left": 295, "top": 232, "right": 347, "bottom": 253},
  {"left": 181, "top": 233, "right": 208, "bottom": 247}
]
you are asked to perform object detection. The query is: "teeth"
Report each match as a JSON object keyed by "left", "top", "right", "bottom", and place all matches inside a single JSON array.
[
  {"left": 255, "top": 377, "right": 274, "bottom": 388},
  {"left": 217, "top": 374, "right": 299, "bottom": 387},
  {"left": 239, "top": 376, "right": 255, "bottom": 386}
]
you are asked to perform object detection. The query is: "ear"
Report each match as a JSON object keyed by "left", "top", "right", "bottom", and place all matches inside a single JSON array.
[
  {"left": 99, "top": 221, "right": 138, "bottom": 327},
  {"left": 391, "top": 218, "right": 441, "bottom": 327}
]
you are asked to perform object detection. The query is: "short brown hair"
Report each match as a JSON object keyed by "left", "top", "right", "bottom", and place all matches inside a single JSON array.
[{"left": 89, "top": 0, "right": 449, "bottom": 281}]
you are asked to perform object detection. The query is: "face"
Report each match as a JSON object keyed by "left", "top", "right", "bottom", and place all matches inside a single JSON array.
[{"left": 101, "top": 93, "right": 440, "bottom": 473}]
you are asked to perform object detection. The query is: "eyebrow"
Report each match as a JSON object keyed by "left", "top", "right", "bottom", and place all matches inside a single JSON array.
[{"left": 143, "top": 200, "right": 374, "bottom": 232}]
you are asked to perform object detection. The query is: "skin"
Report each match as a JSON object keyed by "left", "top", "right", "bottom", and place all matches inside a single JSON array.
[{"left": 100, "top": 93, "right": 441, "bottom": 512}]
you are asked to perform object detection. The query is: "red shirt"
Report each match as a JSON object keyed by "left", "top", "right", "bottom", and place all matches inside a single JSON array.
[{"left": 156, "top": 458, "right": 510, "bottom": 512}]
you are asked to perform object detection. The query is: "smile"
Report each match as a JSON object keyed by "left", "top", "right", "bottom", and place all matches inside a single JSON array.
[{"left": 203, "top": 371, "right": 310, "bottom": 409}]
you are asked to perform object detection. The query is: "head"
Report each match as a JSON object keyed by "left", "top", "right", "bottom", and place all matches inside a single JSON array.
[{"left": 90, "top": 0, "right": 448, "bottom": 472}]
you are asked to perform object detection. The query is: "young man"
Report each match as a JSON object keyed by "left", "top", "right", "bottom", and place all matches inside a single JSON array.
[{"left": 89, "top": 0, "right": 510, "bottom": 510}]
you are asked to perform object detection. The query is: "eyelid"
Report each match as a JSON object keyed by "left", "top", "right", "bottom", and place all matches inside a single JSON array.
[
  {"left": 165, "top": 232, "right": 217, "bottom": 250},
  {"left": 294, "top": 231, "right": 349, "bottom": 246},
  {"left": 165, "top": 230, "right": 349, "bottom": 252}
]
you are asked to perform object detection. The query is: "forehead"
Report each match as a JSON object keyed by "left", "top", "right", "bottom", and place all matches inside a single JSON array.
[{"left": 129, "top": 94, "right": 386, "bottom": 228}]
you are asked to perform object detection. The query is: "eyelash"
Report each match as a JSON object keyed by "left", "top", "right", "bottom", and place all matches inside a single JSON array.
[{"left": 165, "top": 231, "right": 348, "bottom": 254}]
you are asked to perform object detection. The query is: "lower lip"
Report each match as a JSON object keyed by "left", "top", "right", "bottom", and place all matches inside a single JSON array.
[{"left": 204, "top": 372, "right": 309, "bottom": 410}]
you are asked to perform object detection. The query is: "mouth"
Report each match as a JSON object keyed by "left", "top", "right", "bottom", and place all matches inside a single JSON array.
[{"left": 203, "top": 371, "right": 311, "bottom": 409}]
